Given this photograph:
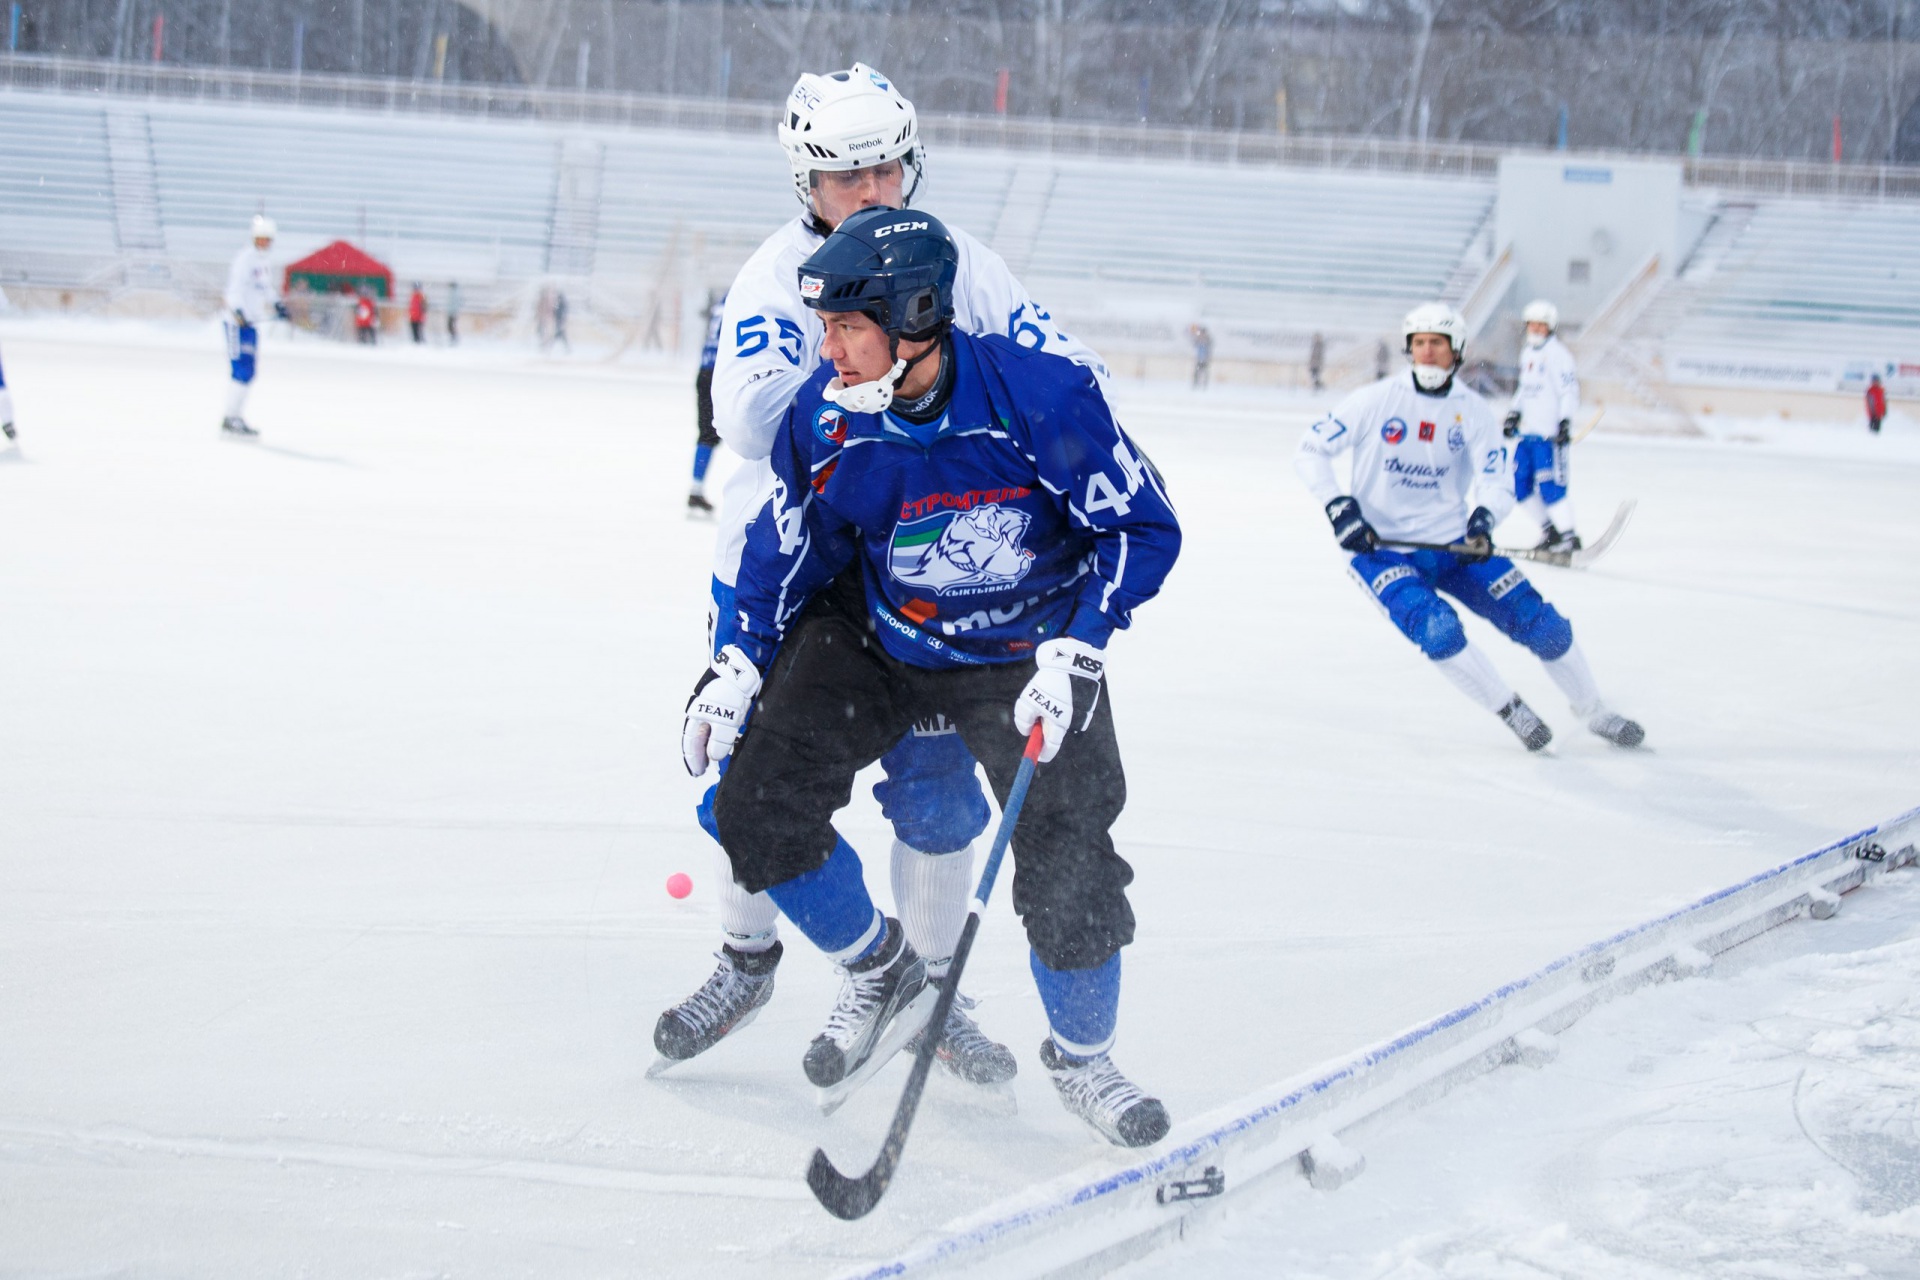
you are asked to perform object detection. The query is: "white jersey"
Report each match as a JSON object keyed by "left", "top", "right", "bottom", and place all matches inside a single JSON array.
[
  {"left": 707, "top": 215, "right": 1110, "bottom": 587},
  {"left": 1509, "top": 334, "right": 1579, "bottom": 437},
  {"left": 1295, "top": 372, "right": 1516, "bottom": 546},
  {"left": 223, "top": 246, "right": 276, "bottom": 327}
]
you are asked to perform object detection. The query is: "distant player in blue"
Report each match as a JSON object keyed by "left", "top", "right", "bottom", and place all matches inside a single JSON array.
[
  {"left": 687, "top": 291, "right": 725, "bottom": 515},
  {"left": 220, "top": 215, "right": 278, "bottom": 439},
  {"left": 0, "top": 342, "right": 15, "bottom": 441},
  {"left": 681, "top": 210, "right": 1181, "bottom": 1147}
]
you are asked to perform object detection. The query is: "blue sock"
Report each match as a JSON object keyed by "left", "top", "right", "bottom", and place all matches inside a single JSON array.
[
  {"left": 1030, "top": 950, "right": 1121, "bottom": 1058},
  {"left": 765, "top": 836, "right": 882, "bottom": 962},
  {"left": 692, "top": 442, "right": 714, "bottom": 483}
]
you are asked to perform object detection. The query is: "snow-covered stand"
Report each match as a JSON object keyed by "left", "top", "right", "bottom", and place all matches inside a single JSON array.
[{"left": 836, "top": 806, "right": 1920, "bottom": 1280}]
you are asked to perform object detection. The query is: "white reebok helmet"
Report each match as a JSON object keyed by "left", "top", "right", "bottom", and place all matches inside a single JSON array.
[
  {"left": 251, "top": 214, "right": 277, "bottom": 241},
  {"left": 1401, "top": 301, "right": 1467, "bottom": 356},
  {"left": 1522, "top": 299, "right": 1558, "bottom": 331},
  {"left": 777, "top": 62, "right": 924, "bottom": 211}
]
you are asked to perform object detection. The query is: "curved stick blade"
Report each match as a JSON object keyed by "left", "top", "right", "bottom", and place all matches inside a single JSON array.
[{"left": 807, "top": 1146, "right": 893, "bottom": 1221}]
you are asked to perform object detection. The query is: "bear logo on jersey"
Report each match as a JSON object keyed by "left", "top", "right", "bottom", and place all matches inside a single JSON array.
[
  {"left": 813, "top": 405, "right": 849, "bottom": 445},
  {"left": 889, "top": 503, "right": 1035, "bottom": 595},
  {"left": 1381, "top": 418, "right": 1407, "bottom": 445}
]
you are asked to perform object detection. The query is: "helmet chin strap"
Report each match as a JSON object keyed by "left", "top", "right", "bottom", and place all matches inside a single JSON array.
[
  {"left": 822, "top": 333, "right": 939, "bottom": 415},
  {"left": 1411, "top": 362, "right": 1456, "bottom": 392}
]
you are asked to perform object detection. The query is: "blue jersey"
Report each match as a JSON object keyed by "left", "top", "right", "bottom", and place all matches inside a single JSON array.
[
  {"left": 732, "top": 331, "right": 1180, "bottom": 671},
  {"left": 700, "top": 295, "right": 726, "bottom": 370}
]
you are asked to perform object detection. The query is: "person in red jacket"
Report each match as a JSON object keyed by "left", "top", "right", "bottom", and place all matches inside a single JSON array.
[
  {"left": 1866, "top": 374, "right": 1887, "bottom": 434},
  {"left": 354, "top": 289, "right": 378, "bottom": 346},
  {"left": 407, "top": 284, "right": 427, "bottom": 344}
]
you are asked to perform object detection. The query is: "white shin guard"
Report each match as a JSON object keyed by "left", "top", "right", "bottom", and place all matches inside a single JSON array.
[
  {"left": 713, "top": 845, "right": 780, "bottom": 953},
  {"left": 1545, "top": 498, "right": 1578, "bottom": 536},
  {"left": 1434, "top": 644, "right": 1515, "bottom": 713},
  {"left": 1543, "top": 640, "right": 1604, "bottom": 719},
  {"left": 1517, "top": 491, "right": 1549, "bottom": 530},
  {"left": 891, "top": 839, "right": 975, "bottom": 977},
  {"left": 224, "top": 379, "right": 249, "bottom": 419}
]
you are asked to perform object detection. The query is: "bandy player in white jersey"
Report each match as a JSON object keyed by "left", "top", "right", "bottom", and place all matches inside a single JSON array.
[
  {"left": 220, "top": 215, "right": 279, "bottom": 439},
  {"left": 1296, "top": 302, "right": 1644, "bottom": 753},
  {"left": 1502, "top": 299, "right": 1582, "bottom": 551},
  {"left": 653, "top": 62, "right": 1110, "bottom": 1088}
]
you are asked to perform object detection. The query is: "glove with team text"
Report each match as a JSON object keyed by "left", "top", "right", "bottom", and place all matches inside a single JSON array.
[
  {"left": 1502, "top": 410, "right": 1522, "bottom": 439},
  {"left": 1554, "top": 418, "right": 1573, "bottom": 446},
  {"left": 1325, "top": 496, "right": 1377, "bottom": 553},
  {"left": 1014, "top": 638, "right": 1105, "bottom": 764},
  {"left": 682, "top": 645, "right": 762, "bottom": 776},
  {"left": 1460, "top": 506, "right": 1497, "bottom": 559}
]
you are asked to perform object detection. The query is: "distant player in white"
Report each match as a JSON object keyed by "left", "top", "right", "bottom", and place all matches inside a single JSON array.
[
  {"left": 1296, "top": 302, "right": 1644, "bottom": 752},
  {"left": 1504, "top": 299, "right": 1581, "bottom": 551},
  {"left": 0, "top": 343, "right": 15, "bottom": 443},
  {"left": 653, "top": 63, "right": 1109, "bottom": 1086},
  {"left": 221, "top": 215, "right": 279, "bottom": 438}
]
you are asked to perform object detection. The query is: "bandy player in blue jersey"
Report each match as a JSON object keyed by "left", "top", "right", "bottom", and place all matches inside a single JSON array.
[
  {"left": 653, "top": 63, "right": 1107, "bottom": 1091},
  {"left": 686, "top": 291, "right": 725, "bottom": 516},
  {"left": 1296, "top": 302, "right": 1644, "bottom": 753},
  {"left": 682, "top": 210, "right": 1180, "bottom": 1147}
]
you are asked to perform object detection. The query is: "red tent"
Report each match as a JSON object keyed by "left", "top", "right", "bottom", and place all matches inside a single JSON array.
[{"left": 283, "top": 240, "right": 395, "bottom": 300}]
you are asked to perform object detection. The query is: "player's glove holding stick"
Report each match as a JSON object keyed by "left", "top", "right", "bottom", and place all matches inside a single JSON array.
[
  {"left": 1502, "top": 410, "right": 1522, "bottom": 439},
  {"left": 1458, "top": 506, "right": 1498, "bottom": 560},
  {"left": 681, "top": 644, "right": 762, "bottom": 776},
  {"left": 1014, "top": 638, "right": 1105, "bottom": 764},
  {"left": 1553, "top": 418, "right": 1572, "bottom": 446},
  {"left": 1324, "top": 495, "right": 1377, "bottom": 553}
]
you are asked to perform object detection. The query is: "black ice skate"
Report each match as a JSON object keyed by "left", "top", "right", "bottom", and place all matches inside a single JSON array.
[
  {"left": 1498, "top": 695, "right": 1553, "bottom": 752},
  {"left": 1543, "top": 529, "right": 1583, "bottom": 554},
  {"left": 907, "top": 989, "right": 1018, "bottom": 1087},
  {"left": 648, "top": 941, "right": 781, "bottom": 1076},
  {"left": 805, "top": 918, "right": 929, "bottom": 1091},
  {"left": 687, "top": 491, "right": 714, "bottom": 517},
  {"left": 1, "top": 419, "right": 14, "bottom": 441},
  {"left": 1039, "top": 1038, "right": 1170, "bottom": 1148},
  {"left": 220, "top": 416, "right": 259, "bottom": 439},
  {"left": 1588, "top": 711, "right": 1646, "bottom": 748}
]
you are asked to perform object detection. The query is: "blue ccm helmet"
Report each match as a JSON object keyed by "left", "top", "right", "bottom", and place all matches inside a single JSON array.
[{"left": 797, "top": 207, "right": 958, "bottom": 343}]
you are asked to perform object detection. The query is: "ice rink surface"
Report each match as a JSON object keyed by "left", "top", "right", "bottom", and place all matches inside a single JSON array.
[{"left": 1, "top": 319, "right": 1916, "bottom": 1277}]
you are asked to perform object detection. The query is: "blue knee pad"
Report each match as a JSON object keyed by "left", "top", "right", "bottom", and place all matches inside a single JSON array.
[
  {"left": 1444, "top": 557, "right": 1574, "bottom": 661},
  {"left": 1512, "top": 600, "right": 1573, "bottom": 660},
  {"left": 873, "top": 722, "right": 990, "bottom": 854},
  {"left": 1383, "top": 579, "right": 1467, "bottom": 660},
  {"left": 226, "top": 322, "right": 258, "bottom": 384},
  {"left": 1513, "top": 434, "right": 1554, "bottom": 502}
]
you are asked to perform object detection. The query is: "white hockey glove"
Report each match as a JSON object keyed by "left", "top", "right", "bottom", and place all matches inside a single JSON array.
[
  {"left": 1014, "top": 638, "right": 1106, "bottom": 764},
  {"left": 681, "top": 645, "right": 762, "bottom": 777}
]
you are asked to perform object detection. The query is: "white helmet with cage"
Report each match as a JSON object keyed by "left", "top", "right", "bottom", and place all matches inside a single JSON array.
[
  {"left": 777, "top": 62, "right": 924, "bottom": 211},
  {"left": 1401, "top": 301, "right": 1467, "bottom": 390}
]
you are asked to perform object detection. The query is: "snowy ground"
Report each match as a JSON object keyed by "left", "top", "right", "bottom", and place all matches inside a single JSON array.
[
  {"left": 0, "top": 317, "right": 1916, "bottom": 1277},
  {"left": 1119, "top": 865, "right": 1920, "bottom": 1280}
]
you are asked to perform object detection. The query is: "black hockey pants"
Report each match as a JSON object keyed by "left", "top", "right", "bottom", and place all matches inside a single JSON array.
[{"left": 712, "top": 592, "right": 1136, "bottom": 972}]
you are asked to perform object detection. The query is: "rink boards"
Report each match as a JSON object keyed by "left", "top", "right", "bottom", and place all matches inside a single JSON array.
[{"left": 836, "top": 804, "right": 1920, "bottom": 1280}]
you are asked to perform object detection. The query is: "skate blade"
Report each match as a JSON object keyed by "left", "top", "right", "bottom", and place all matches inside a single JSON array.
[
  {"left": 815, "top": 985, "right": 941, "bottom": 1117},
  {"left": 644, "top": 1055, "right": 680, "bottom": 1079}
]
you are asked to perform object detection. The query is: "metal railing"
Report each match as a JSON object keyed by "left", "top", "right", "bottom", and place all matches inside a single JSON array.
[{"left": 7, "top": 53, "right": 1918, "bottom": 198}]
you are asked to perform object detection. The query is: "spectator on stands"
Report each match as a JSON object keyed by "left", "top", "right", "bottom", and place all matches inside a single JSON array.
[
  {"left": 1309, "top": 331, "right": 1326, "bottom": 392},
  {"left": 408, "top": 284, "right": 427, "bottom": 344},
  {"left": 354, "top": 289, "right": 378, "bottom": 346},
  {"left": 1190, "top": 323, "right": 1212, "bottom": 389},
  {"left": 1866, "top": 374, "right": 1887, "bottom": 434},
  {"left": 446, "top": 282, "right": 462, "bottom": 346},
  {"left": 1375, "top": 337, "right": 1391, "bottom": 380},
  {"left": 552, "top": 290, "right": 570, "bottom": 354}
]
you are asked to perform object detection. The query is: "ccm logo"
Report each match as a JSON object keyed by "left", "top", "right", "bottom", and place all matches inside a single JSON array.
[
  {"left": 1072, "top": 653, "right": 1104, "bottom": 676},
  {"left": 871, "top": 220, "right": 929, "bottom": 237}
]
